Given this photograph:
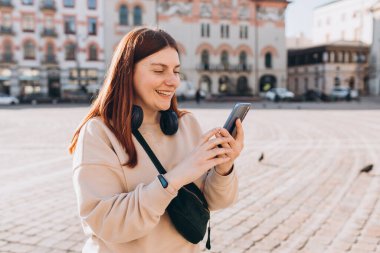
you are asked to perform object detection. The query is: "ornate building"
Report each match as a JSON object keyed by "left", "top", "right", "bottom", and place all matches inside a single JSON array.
[
  {"left": 104, "top": 0, "right": 289, "bottom": 96},
  {"left": 0, "top": 0, "right": 105, "bottom": 99},
  {"left": 288, "top": 42, "right": 369, "bottom": 95}
]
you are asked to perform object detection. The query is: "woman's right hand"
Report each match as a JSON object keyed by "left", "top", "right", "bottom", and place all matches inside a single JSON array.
[{"left": 165, "top": 127, "right": 234, "bottom": 190}]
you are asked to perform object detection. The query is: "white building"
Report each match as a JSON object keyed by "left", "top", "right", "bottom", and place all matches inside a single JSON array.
[
  {"left": 0, "top": 0, "right": 105, "bottom": 99},
  {"left": 313, "top": 0, "right": 377, "bottom": 45},
  {"left": 369, "top": 1, "right": 380, "bottom": 95},
  {"left": 103, "top": 0, "right": 289, "bottom": 96}
]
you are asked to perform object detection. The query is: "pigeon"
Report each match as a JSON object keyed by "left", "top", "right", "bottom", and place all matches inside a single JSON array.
[
  {"left": 360, "top": 164, "right": 373, "bottom": 173},
  {"left": 258, "top": 153, "right": 264, "bottom": 162}
]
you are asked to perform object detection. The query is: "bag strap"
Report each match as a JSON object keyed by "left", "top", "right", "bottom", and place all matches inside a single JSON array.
[{"left": 132, "top": 129, "right": 167, "bottom": 175}]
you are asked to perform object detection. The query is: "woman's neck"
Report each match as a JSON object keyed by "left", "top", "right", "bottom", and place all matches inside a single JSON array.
[{"left": 142, "top": 109, "right": 160, "bottom": 125}]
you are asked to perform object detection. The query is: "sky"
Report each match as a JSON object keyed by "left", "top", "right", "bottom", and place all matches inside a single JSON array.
[{"left": 285, "top": 0, "right": 334, "bottom": 39}]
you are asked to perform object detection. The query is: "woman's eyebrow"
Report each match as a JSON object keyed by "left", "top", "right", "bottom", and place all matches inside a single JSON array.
[{"left": 150, "top": 63, "right": 181, "bottom": 68}]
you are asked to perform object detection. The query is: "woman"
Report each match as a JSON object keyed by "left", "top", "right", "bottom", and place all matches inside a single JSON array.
[{"left": 69, "top": 27, "right": 244, "bottom": 253}]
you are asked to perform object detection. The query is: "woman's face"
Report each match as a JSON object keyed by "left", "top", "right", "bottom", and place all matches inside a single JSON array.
[{"left": 133, "top": 47, "right": 180, "bottom": 114}]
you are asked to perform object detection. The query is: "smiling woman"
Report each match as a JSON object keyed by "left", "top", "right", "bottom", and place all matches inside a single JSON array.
[{"left": 68, "top": 27, "right": 244, "bottom": 253}]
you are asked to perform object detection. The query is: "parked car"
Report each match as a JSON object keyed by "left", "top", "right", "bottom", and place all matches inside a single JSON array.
[
  {"left": 0, "top": 93, "right": 19, "bottom": 105},
  {"left": 330, "top": 87, "right": 359, "bottom": 101},
  {"left": 20, "top": 93, "right": 57, "bottom": 104},
  {"left": 302, "top": 89, "right": 330, "bottom": 102},
  {"left": 265, "top": 88, "right": 295, "bottom": 101}
]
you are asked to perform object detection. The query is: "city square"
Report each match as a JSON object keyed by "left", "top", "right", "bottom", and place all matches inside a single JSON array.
[{"left": 0, "top": 102, "right": 379, "bottom": 253}]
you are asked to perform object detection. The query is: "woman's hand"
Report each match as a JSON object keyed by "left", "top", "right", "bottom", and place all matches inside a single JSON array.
[
  {"left": 214, "top": 119, "right": 244, "bottom": 175},
  {"left": 165, "top": 127, "right": 235, "bottom": 190}
]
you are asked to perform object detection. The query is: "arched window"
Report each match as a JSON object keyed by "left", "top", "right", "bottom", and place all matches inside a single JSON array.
[
  {"left": 119, "top": 5, "right": 128, "bottom": 26},
  {"left": 221, "top": 50, "right": 229, "bottom": 68},
  {"left": 65, "top": 42, "right": 76, "bottom": 60},
  {"left": 46, "top": 42, "right": 55, "bottom": 62},
  {"left": 265, "top": 52, "right": 272, "bottom": 68},
  {"left": 89, "top": 44, "right": 97, "bottom": 61},
  {"left": 201, "top": 50, "right": 209, "bottom": 70},
  {"left": 239, "top": 51, "right": 247, "bottom": 70},
  {"left": 3, "top": 41, "right": 13, "bottom": 62},
  {"left": 133, "top": 6, "right": 142, "bottom": 26},
  {"left": 24, "top": 40, "right": 35, "bottom": 59}
]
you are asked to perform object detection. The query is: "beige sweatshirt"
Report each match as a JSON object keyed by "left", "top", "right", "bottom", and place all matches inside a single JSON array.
[{"left": 72, "top": 112, "right": 239, "bottom": 253}]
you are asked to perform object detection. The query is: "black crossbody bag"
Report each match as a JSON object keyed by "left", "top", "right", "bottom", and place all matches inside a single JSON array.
[{"left": 133, "top": 129, "right": 211, "bottom": 250}]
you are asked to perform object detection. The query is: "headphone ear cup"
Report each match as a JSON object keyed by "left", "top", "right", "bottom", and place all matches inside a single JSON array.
[
  {"left": 131, "top": 105, "right": 143, "bottom": 131},
  {"left": 160, "top": 110, "right": 178, "bottom": 135}
]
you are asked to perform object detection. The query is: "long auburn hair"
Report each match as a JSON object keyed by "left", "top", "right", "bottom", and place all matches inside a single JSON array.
[{"left": 69, "top": 27, "right": 186, "bottom": 168}]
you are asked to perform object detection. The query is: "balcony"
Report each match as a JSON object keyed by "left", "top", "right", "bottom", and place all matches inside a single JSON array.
[
  {"left": 41, "top": 55, "right": 58, "bottom": 65},
  {"left": 40, "top": 0, "right": 56, "bottom": 11},
  {"left": 0, "top": 26, "right": 14, "bottom": 35},
  {"left": 41, "top": 28, "right": 57, "bottom": 37},
  {"left": 196, "top": 63, "right": 252, "bottom": 72},
  {"left": 0, "top": 0, "right": 13, "bottom": 8},
  {"left": 0, "top": 53, "right": 15, "bottom": 64}
]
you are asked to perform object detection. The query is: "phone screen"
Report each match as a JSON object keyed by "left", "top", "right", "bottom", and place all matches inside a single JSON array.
[{"left": 223, "top": 103, "right": 251, "bottom": 137}]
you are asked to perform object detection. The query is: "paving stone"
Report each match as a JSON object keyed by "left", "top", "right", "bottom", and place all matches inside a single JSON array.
[{"left": 1, "top": 106, "right": 380, "bottom": 253}]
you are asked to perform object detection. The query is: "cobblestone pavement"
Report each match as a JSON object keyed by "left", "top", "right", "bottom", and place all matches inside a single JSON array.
[{"left": 0, "top": 104, "right": 379, "bottom": 253}]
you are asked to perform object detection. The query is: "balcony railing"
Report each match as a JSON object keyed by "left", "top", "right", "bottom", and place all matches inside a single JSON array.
[
  {"left": 42, "top": 55, "right": 58, "bottom": 64},
  {"left": 196, "top": 63, "right": 252, "bottom": 72},
  {"left": 0, "top": 53, "right": 14, "bottom": 63},
  {"left": 41, "top": 28, "right": 57, "bottom": 37},
  {"left": 0, "top": 26, "right": 14, "bottom": 35},
  {"left": 0, "top": 0, "right": 13, "bottom": 8},
  {"left": 40, "top": 0, "right": 56, "bottom": 11}
]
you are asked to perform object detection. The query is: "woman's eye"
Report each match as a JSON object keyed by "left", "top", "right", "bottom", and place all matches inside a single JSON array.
[{"left": 153, "top": 70, "right": 164, "bottom": 73}]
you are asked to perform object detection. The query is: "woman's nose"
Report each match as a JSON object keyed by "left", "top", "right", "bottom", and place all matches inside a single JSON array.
[{"left": 164, "top": 74, "right": 179, "bottom": 86}]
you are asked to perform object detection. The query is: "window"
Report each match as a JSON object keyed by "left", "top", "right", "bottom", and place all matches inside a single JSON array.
[
  {"left": 65, "top": 43, "right": 76, "bottom": 60},
  {"left": 22, "top": 14, "right": 35, "bottom": 32},
  {"left": 89, "top": 44, "right": 97, "bottom": 61},
  {"left": 265, "top": 52, "right": 272, "bottom": 68},
  {"left": 240, "top": 25, "right": 248, "bottom": 39},
  {"left": 22, "top": 0, "right": 33, "bottom": 5},
  {"left": 24, "top": 40, "right": 35, "bottom": 59},
  {"left": 133, "top": 6, "right": 142, "bottom": 26},
  {"left": 119, "top": 5, "right": 128, "bottom": 25},
  {"left": 201, "top": 50, "right": 209, "bottom": 69},
  {"left": 88, "top": 18, "right": 97, "bottom": 35},
  {"left": 201, "top": 23, "right": 210, "bottom": 37},
  {"left": 221, "top": 50, "right": 229, "bottom": 67},
  {"left": 3, "top": 41, "right": 12, "bottom": 62},
  {"left": 1, "top": 12, "right": 12, "bottom": 28},
  {"left": 64, "top": 16, "right": 76, "bottom": 34},
  {"left": 64, "top": 0, "right": 74, "bottom": 7},
  {"left": 239, "top": 51, "right": 247, "bottom": 69},
  {"left": 88, "top": 0, "right": 96, "bottom": 9},
  {"left": 220, "top": 24, "right": 229, "bottom": 38},
  {"left": 46, "top": 42, "right": 55, "bottom": 62}
]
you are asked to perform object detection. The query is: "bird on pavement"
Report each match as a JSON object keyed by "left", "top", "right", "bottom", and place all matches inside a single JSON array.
[
  {"left": 258, "top": 153, "right": 264, "bottom": 162},
  {"left": 359, "top": 164, "right": 373, "bottom": 173}
]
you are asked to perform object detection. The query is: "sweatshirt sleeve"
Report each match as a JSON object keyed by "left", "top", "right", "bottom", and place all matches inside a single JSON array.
[
  {"left": 203, "top": 166, "right": 239, "bottom": 211},
  {"left": 182, "top": 113, "right": 239, "bottom": 211},
  {"left": 72, "top": 119, "right": 177, "bottom": 243}
]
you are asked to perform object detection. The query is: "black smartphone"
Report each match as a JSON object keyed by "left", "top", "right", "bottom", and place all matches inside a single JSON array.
[{"left": 223, "top": 103, "right": 251, "bottom": 138}]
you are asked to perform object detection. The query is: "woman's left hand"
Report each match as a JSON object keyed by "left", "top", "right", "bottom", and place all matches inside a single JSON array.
[{"left": 214, "top": 118, "right": 244, "bottom": 175}]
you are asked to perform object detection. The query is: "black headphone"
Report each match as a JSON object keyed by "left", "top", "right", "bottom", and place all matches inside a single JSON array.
[{"left": 131, "top": 105, "right": 178, "bottom": 135}]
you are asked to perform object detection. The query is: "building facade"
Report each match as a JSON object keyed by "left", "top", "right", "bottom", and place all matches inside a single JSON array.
[
  {"left": 288, "top": 42, "right": 369, "bottom": 95},
  {"left": 369, "top": 1, "right": 380, "bottom": 95},
  {"left": 0, "top": 0, "right": 105, "bottom": 99},
  {"left": 103, "top": 0, "right": 289, "bottom": 96},
  {"left": 313, "top": 0, "right": 376, "bottom": 45}
]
